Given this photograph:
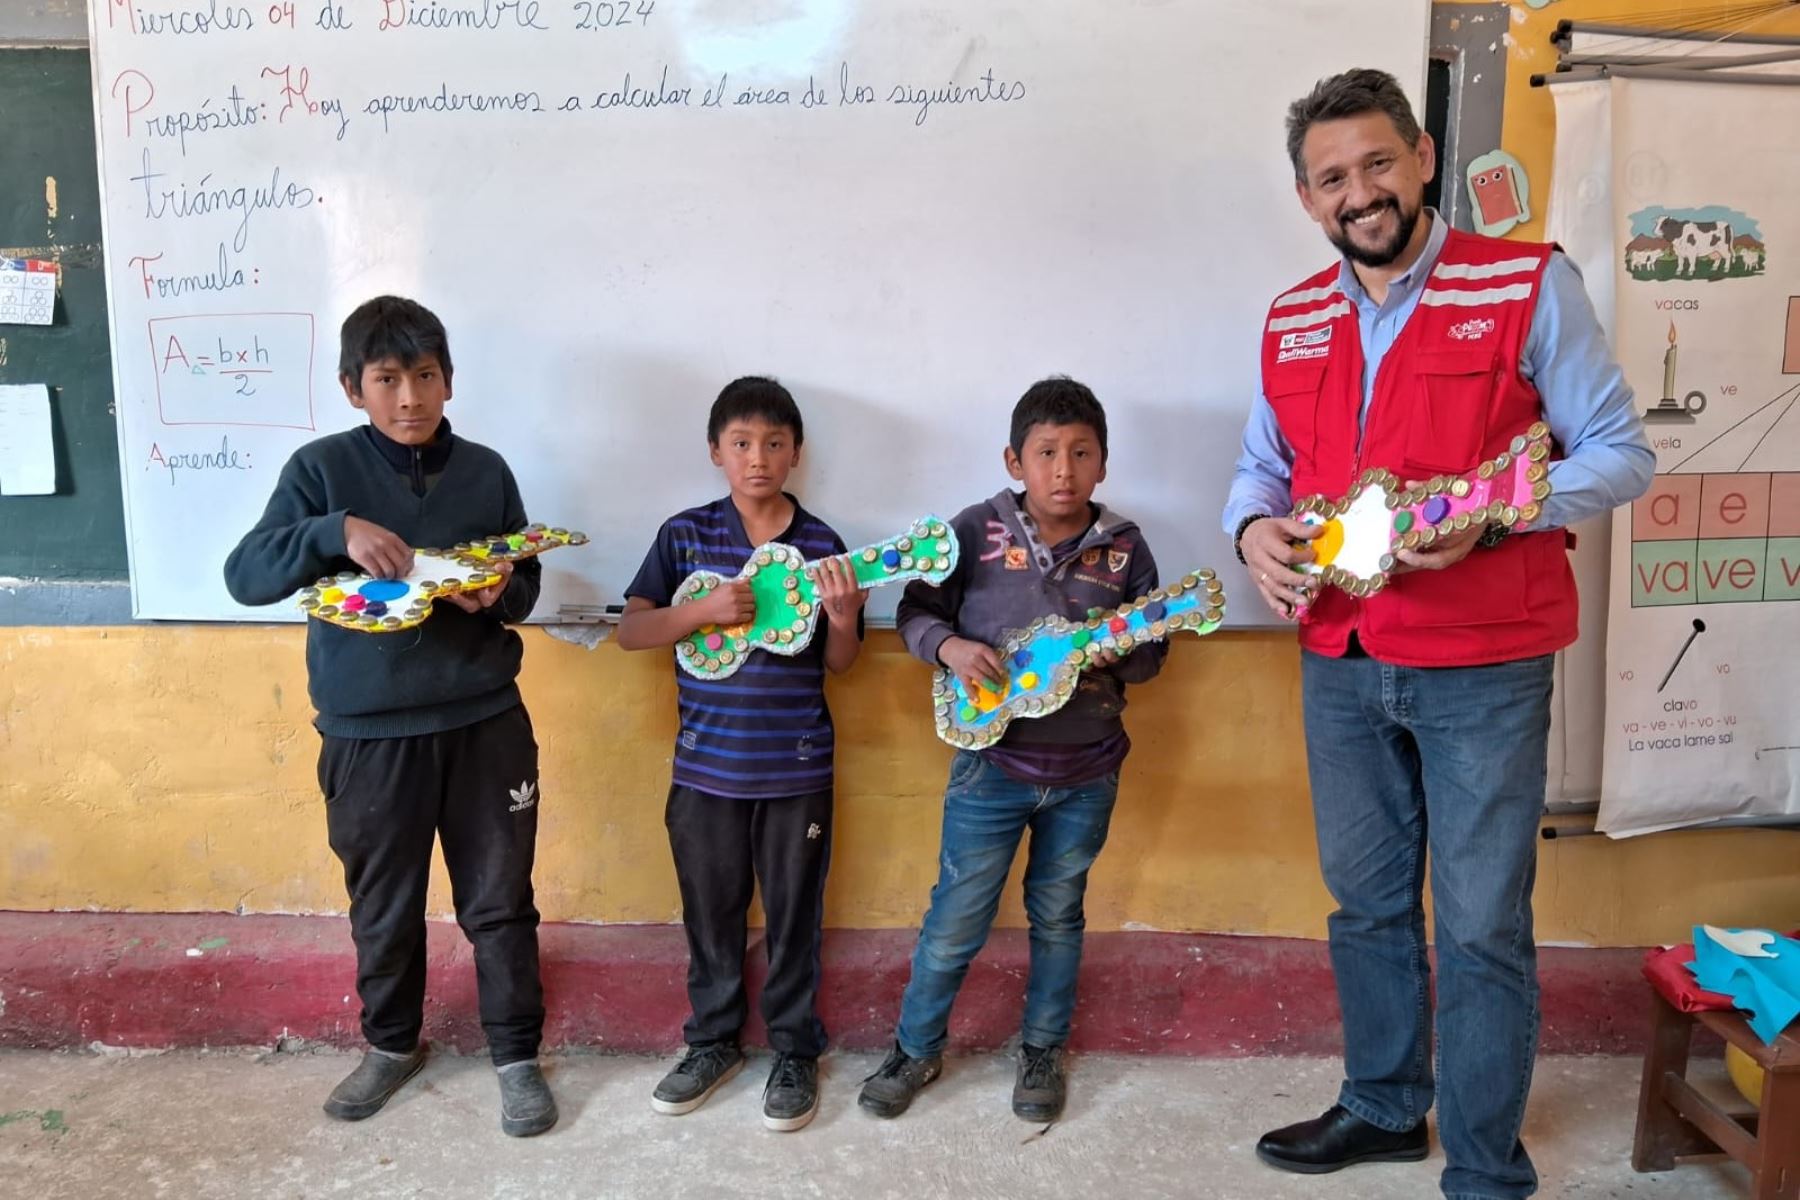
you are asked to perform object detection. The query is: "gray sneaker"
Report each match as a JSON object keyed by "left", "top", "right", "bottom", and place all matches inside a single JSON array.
[
  {"left": 1013, "top": 1043, "right": 1066, "bottom": 1122},
  {"left": 322, "top": 1046, "right": 427, "bottom": 1121},
  {"left": 497, "top": 1060, "right": 558, "bottom": 1137},
  {"left": 762, "top": 1053, "right": 819, "bottom": 1132},
  {"left": 857, "top": 1042, "right": 942, "bottom": 1118},
  {"left": 651, "top": 1042, "right": 745, "bottom": 1115}
]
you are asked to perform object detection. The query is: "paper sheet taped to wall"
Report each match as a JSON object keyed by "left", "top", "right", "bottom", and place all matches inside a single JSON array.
[{"left": 0, "top": 384, "right": 56, "bottom": 495}]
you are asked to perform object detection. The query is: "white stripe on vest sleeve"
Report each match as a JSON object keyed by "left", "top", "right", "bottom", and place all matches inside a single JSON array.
[
  {"left": 1271, "top": 283, "right": 1342, "bottom": 308},
  {"left": 1430, "top": 257, "right": 1542, "bottom": 281},
  {"left": 1266, "top": 300, "right": 1350, "bottom": 332},
  {"left": 1418, "top": 282, "right": 1536, "bottom": 307}
]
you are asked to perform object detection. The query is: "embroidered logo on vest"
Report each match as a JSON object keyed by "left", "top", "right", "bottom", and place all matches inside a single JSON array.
[{"left": 1448, "top": 317, "right": 1497, "bottom": 342}]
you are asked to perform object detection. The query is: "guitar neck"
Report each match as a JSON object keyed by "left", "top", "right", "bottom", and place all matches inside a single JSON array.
[{"left": 832, "top": 516, "right": 959, "bottom": 590}]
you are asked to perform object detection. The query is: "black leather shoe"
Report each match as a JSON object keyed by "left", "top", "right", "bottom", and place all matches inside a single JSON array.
[{"left": 1255, "top": 1104, "right": 1429, "bottom": 1174}]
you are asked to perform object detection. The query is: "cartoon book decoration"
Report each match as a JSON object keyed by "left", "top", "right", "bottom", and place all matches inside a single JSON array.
[
  {"left": 932, "top": 570, "right": 1226, "bottom": 749},
  {"left": 297, "top": 525, "right": 588, "bottom": 633},
  {"left": 673, "top": 516, "right": 959, "bottom": 680},
  {"left": 1290, "top": 421, "right": 1553, "bottom": 613}
]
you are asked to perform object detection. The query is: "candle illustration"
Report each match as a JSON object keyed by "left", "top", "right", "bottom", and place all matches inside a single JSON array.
[
  {"left": 1663, "top": 321, "right": 1677, "bottom": 399},
  {"left": 1644, "top": 320, "right": 1707, "bottom": 424}
]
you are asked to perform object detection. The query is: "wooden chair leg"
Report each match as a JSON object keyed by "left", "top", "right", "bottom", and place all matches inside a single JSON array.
[
  {"left": 1634, "top": 992, "right": 1714, "bottom": 1172},
  {"left": 1752, "top": 1066, "right": 1800, "bottom": 1200}
]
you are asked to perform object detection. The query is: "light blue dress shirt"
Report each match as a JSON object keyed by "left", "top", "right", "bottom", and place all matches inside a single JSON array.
[{"left": 1222, "top": 212, "right": 1655, "bottom": 536}]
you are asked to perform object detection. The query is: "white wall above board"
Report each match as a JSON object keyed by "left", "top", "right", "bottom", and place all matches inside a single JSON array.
[{"left": 89, "top": 0, "right": 1429, "bottom": 623}]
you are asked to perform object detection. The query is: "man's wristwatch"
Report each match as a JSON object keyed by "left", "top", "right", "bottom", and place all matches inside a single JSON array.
[{"left": 1233, "top": 512, "right": 1274, "bottom": 564}]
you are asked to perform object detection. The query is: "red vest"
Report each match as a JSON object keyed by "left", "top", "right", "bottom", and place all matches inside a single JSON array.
[{"left": 1259, "top": 229, "right": 1579, "bottom": 666}]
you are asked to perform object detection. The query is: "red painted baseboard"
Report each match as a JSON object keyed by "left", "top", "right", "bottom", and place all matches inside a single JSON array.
[{"left": 0, "top": 912, "right": 1652, "bottom": 1055}]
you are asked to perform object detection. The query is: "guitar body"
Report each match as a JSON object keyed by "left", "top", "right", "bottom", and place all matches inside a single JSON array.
[
  {"left": 1291, "top": 422, "right": 1553, "bottom": 607},
  {"left": 932, "top": 569, "right": 1226, "bottom": 749},
  {"left": 297, "top": 524, "right": 587, "bottom": 633},
  {"left": 672, "top": 516, "right": 958, "bottom": 679}
]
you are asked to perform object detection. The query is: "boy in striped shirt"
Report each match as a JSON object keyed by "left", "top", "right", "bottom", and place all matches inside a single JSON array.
[{"left": 617, "top": 376, "right": 864, "bottom": 1132}]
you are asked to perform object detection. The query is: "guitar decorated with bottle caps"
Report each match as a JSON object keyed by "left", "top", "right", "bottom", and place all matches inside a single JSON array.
[
  {"left": 296, "top": 525, "right": 588, "bottom": 633},
  {"left": 1289, "top": 422, "right": 1554, "bottom": 614},
  {"left": 932, "top": 569, "right": 1226, "bottom": 749},
  {"left": 673, "top": 516, "right": 959, "bottom": 680}
]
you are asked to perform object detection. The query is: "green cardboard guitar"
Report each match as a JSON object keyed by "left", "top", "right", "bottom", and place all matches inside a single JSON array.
[{"left": 673, "top": 516, "right": 959, "bottom": 679}]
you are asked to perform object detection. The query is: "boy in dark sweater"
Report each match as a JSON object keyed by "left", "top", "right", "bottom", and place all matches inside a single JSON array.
[
  {"left": 223, "top": 296, "right": 556, "bottom": 1137},
  {"left": 616, "top": 377, "right": 865, "bottom": 1133},
  {"left": 859, "top": 377, "right": 1167, "bottom": 1124}
]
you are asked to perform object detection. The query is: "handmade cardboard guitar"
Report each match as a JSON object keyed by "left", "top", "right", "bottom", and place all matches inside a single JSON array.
[
  {"left": 932, "top": 569, "right": 1226, "bottom": 749},
  {"left": 1290, "top": 421, "right": 1554, "bottom": 612},
  {"left": 297, "top": 525, "right": 587, "bottom": 632},
  {"left": 673, "top": 516, "right": 959, "bottom": 679}
]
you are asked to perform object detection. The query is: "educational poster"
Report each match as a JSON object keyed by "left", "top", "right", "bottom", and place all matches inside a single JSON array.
[{"left": 1594, "top": 77, "right": 1800, "bottom": 835}]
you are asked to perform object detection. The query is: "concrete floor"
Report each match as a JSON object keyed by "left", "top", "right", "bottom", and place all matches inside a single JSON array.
[{"left": 0, "top": 1049, "right": 1751, "bottom": 1199}]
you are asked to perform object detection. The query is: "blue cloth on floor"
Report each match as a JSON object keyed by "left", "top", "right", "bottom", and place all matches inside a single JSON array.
[{"left": 1687, "top": 926, "right": 1800, "bottom": 1045}]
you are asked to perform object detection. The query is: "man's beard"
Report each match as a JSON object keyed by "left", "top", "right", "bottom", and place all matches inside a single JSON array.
[{"left": 1327, "top": 198, "right": 1421, "bottom": 268}]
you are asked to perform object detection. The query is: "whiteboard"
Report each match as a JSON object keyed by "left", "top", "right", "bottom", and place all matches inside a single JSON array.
[{"left": 89, "top": 0, "right": 1429, "bottom": 623}]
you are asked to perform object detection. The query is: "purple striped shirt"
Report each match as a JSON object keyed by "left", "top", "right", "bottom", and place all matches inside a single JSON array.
[{"left": 625, "top": 495, "right": 854, "bottom": 800}]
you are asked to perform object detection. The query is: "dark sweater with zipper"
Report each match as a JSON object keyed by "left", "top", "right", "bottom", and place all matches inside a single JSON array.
[{"left": 223, "top": 419, "right": 541, "bottom": 739}]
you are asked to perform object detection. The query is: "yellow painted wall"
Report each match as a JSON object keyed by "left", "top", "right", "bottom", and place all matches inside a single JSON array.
[
  {"left": 4, "top": 2, "right": 1798, "bottom": 945},
  {"left": 2, "top": 625, "right": 1794, "bottom": 944}
]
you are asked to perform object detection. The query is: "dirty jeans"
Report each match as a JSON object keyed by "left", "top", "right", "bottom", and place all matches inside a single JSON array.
[{"left": 894, "top": 751, "right": 1120, "bottom": 1058}]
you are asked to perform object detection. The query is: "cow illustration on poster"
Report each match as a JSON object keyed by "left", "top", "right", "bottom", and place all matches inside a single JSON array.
[{"left": 1625, "top": 205, "right": 1768, "bottom": 282}]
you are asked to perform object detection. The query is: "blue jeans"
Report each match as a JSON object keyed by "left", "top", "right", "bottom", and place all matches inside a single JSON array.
[
  {"left": 1301, "top": 648, "right": 1555, "bottom": 1200},
  {"left": 894, "top": 751, "right": 1120, "bottom": 1058}
]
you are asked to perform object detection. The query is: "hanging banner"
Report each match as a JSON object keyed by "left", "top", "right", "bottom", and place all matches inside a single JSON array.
[{"left": 1576, "top": 76, "right": 1800, "bottom": 835}]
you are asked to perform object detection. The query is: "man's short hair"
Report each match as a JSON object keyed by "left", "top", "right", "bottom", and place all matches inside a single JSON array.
[{"left": 1285, "top": 68, "right": 1422, "bottom": 184}]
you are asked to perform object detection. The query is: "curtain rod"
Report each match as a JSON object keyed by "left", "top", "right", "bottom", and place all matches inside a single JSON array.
[
  {"left": 1554, "top": 18, "right": 1800, "bottom": 51},
  {"left": 1533, "top": 63, "right": 1800, "bottom": 87},
  {"left": 1562, "top": 47, "right": 1800, "bottom": 69},
  {"left": 1542, "top": 815, "right": 1800, "bottom": 840}
]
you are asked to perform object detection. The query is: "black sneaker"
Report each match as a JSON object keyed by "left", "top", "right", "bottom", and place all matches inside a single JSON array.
[
  {"left": 857, "top": 1041, "right": 943, "bottom": 1119},
  {"left": 496, "top": 1059, "right": 558, "bottom": 1138},
  {"left": 762, "top": 1053, "right": 819, "bottom": 1132},
  {"left": 1013, "top": 1043, "right": 1066, "bottom": 1122},
  {"left": 651, "top": 1042, "right": 745, "bottom": 1115},
  {"left": 322, "top": 1046, "right": 427, "bottom": 1121}
]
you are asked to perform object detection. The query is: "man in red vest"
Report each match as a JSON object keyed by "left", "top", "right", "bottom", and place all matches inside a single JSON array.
[{"left": 1223, "top": 69, "right": 1653, "bottom": 1199}]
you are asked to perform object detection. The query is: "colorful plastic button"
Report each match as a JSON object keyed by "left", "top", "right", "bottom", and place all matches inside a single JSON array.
[
  {"left": 1019, "top": 671, "right": 1040, "bottom": 690},
  {"left": 489, "top": 541, "right": 509, "bottom": 555},
  {"left": 959, "top": 704, "right": 978, "bottom": 722},
  {"left": 1393, "top": 511, "right": 1414, "bottom": 534},
  {"left": 1087, "top": 607, "right": 1104, "bottom": 619},
  {"left": 366, "top": 601, "right": 388, "bottom": 617},
  {"left": 320, "top": 587, "right": 345, "bottom": 604},
  {"left": 1422, "top": 496, "right": 1451, "bottom": 525},
  {"left": 704, "top": 633, "right": 724, "bottom": 651},
  {"left": 1071, "top": 629, "right": 1091, "bottom": 649},
  {"left": 359, "top": 579, "right": 409, "bottom": 603},
  {"left": 1013, "top": 650, "right": 1032, "bottom": 668},
  {"left": 341, "top": 594, "right": 367, "bottom": 612},
  {"left": 1108, "top": 616, "right": 1128, "bottom": 635},
  {"left": 1144, "top": 601, "right": 1167, "bottom": 622},
  {"left": 507, "top": 535, "right": 526, "bottom": 550},
  {"left": 525, "top": 530, "right": 543, "bottom": 542},
  {"left": 882, "top": 548, "right": 902, "bottom": 569}
]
